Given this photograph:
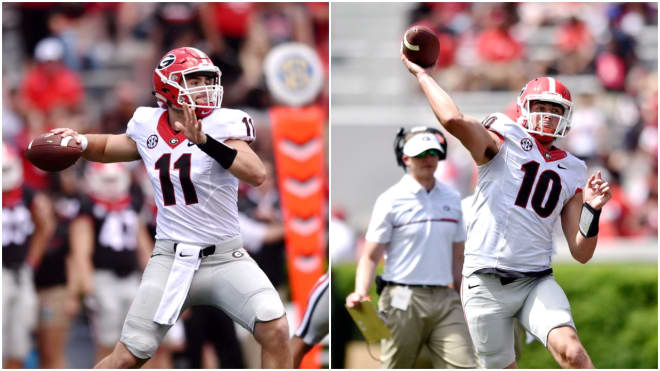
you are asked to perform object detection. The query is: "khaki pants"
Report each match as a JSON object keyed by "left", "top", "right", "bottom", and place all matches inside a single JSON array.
[
  {"left": 378, "top": 285, "right": 476, "bottom": 369},
  {"left": 38, "top": 285, "right": 73, "bottom": 328}
]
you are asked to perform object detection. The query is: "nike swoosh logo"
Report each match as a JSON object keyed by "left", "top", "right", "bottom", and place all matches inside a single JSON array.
[
  {"left": 558, "top": 164, "right": 567, "bottom": 169},
  {"left": 468, "top": 284, "right": 479, "bottom": 289},
  {"left": 179, "top": 252, "right": 193, "bottom": 257},
  {"left": 187, "top": 141, "right": 195, "bottom": 147}
]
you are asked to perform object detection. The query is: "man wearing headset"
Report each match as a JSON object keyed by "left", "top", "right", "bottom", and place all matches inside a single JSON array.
[{"left": 346, "top": 127, "right": 476, "bottom": 368}]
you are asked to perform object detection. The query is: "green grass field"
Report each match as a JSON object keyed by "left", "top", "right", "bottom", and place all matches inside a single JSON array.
[
  {"left": 332, "top": 262, "right": 658, "bottom": 369},
  {"left": 518, "top": 263, "right": 657, "bottom": 369}
]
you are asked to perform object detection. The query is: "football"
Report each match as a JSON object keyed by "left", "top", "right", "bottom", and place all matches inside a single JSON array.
[
  {"left": 26, "top": 133, "right": 83, "bottom": 172},
  {"left": 402, "top": 25, "right": 440, "bottom": 68}
]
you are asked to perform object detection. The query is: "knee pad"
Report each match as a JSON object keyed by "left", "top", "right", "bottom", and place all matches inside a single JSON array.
[
  {"left": 477, "top": 344, "right": 516, "bottom": 369},
  {"left": 250, "top": 290, "right": 285, "bottom": 324},
  {"left": 119, "top": 316, "right": 164, "bottom": 360}
]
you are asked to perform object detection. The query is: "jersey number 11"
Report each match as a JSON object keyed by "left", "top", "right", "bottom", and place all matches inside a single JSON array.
[{"left": 155, "top": 153, "right": 198, "bottom": 206}]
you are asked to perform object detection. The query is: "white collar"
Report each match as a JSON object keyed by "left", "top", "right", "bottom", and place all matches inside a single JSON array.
[{"left": 399, "top": 173, "right": 437, "bottom": 194}]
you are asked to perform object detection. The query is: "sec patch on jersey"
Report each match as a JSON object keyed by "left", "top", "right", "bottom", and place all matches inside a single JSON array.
[{"left": 26, "top": 133, "right": 83, "bottom": 172}]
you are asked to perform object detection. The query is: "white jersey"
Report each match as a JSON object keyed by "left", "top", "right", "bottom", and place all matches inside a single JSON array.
[
  {"left": 126, "top": 106, "right": 255, "bottom": 244},
  {"left": 366, "top": 174, "right": 466, "bottom": 286},
  {"left": 463, "top": 113, "right": 586, "bottom": 276}
]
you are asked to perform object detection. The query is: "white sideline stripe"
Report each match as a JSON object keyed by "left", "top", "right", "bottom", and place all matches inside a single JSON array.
[{"left": 554, "top": 238, "right": 657, "bottom": 263}]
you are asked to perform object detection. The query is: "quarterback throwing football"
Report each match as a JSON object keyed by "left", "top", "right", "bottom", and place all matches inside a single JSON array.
[
  {"left": 402, "top": 51, "right": 611, "bottom": 369},
  {"left": 53, "top": 47, "right": 292, "bottom": 368}
]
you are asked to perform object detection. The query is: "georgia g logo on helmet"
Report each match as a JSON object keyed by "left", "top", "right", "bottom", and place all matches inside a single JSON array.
[
  {"left": 152, "top": 47, "right": 223, "bottom": 119},
  {"left": 157, "top": 54, "right": 176, "bottom": 70}
]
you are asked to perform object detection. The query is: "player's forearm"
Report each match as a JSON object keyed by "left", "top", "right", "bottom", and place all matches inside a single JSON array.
[
  {"left": 136, "top": 223, "right": 153, "bottom": 270},
  {"left": 83, "top": 134, "right": 137, "bottom": 163},
  {"left": 354, "top": 252, "right": 379, "bottom": 296},
  {"left": 70, "top": 217, "right": 96, "bottom": 293},
  {"left": 26, "top": 195, "right": 55, "bottom": 269},
  {"left": 81, "top": 134, "right": 111, "bottom": 162},
  {"left": 65, "top": 257, "right": 78, "bottom": 293},
  {"left": 571, "top": 234, "right": 597, "bottom": 264},
  {"left": 228, "top": 150, "right": 267, "bottom": 186},
  {"left": 26, "top": 229, "right": 52, "bottom": 269},
  {"left": 452, "top": 244, "right": 465, "bottom": 291},
  {"left": 198, "top": 136, "right": 266, "bottom": 186},
  {"left": 417, "top": 72, "right": 463, "bottom": 128}
]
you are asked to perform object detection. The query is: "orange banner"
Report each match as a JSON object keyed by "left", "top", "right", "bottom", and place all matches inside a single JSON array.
[{"left": 270, "top": 105, "right": 326, "bottom": 369}]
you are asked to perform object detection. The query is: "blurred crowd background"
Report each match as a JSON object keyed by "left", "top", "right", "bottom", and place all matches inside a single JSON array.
[
  {"left": 2, "top": 2, "right": 328, "bottom": 368},
  {"left": 412, "top": 2, "right": 658, "bottom": 239},
  {"left": 331, "top": 2, "right": 657, "bottom": 368}
]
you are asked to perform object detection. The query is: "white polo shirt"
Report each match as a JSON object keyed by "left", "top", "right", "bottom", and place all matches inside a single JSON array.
[{"left": 365, "top": 174, "right": 466, "bottom": 286}]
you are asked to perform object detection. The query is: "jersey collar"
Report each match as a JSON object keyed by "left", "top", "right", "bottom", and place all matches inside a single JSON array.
[
  {"left": 533, "top": 136, "right": 567, "bottom": 162},
  {"left": 401, "top": 174, "right": 437, "bottom": 194},
  {"left": 157, "top": 111, "right": 187, "bottom": 149}
]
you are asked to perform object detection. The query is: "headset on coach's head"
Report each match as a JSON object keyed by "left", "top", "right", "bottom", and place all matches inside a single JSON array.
[{"left": 394, "top": 126, "right": 448, "bottom": 170}]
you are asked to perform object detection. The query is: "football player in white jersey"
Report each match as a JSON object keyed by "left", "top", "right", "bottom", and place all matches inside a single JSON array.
[
  {"left": 52, "top": 47, "right": 292, "bottom": 368},
  {"left": 402, "top": 51, "right": 612, "bottom": 369},
  {"left": 290, "top": 272, "right": 329, "bottom": 368}
]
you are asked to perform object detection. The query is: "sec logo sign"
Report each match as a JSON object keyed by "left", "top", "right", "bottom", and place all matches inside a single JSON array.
[{"left": 264, "top": 43, "right": 323, "bottom": 107}]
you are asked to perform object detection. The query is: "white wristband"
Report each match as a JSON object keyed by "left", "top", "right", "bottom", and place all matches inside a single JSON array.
[{"left": 78, "top": 134, "right": 88, "bottom": 151}]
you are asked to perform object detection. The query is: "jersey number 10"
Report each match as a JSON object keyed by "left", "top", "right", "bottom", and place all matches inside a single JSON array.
[
  {"left": 155, "top": 153, "right": 199, "bottom": 206},
  {"left": 514, "top": 161, "right": 562, "bottom": 218}
]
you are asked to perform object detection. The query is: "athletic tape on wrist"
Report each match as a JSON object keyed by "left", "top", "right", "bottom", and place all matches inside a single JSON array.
[
  {"left": 579, "top": 202, "right": 600, "bottom": 238},
  {"left": 197, "top": 135, "right": 237, "bottom": 169},
  {"left": 78, "top": 135, "right": 88, "bottom": 151}
]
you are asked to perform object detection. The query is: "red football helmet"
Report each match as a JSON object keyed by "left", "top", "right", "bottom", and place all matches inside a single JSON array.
[
  {"left": 516, "top": 77, "right": 573, "bottom": 143},
  {"left": 153, "top": 47, "right": 222, "bottom": 118},
  {"left": 86, "top": 162, "right": 130, "bottom": 202}
]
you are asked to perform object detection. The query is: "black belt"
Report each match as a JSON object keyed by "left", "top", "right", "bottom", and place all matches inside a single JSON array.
[
  {"left": 173, "top": 243, "right": 216, "bottom": 257},
  {"left": 376, "top": 275, "right": 446, "bottom": 295},
  {"left": 475, "top": 267, "right": 553, "bottom": 286},
  {"left": 383, "top": 280, "right": 447, "bottom": 289}
]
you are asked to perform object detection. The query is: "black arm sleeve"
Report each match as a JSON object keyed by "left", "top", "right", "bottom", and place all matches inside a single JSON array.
[{"left": 197, "top": 135, "right": 238, "bottom": 169}]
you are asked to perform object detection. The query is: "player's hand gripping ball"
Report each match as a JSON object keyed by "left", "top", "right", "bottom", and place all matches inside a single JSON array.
[
  {"left": 402, "top": 25, "right": 440, "bottom": 68},
  {"left": 26, "top": 133, "right": 83, "bottom": 172}
]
